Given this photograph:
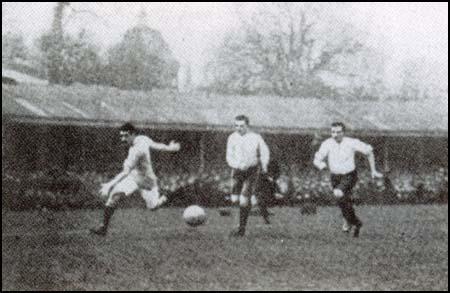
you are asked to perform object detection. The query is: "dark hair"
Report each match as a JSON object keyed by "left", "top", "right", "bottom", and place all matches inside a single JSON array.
[
  {"left": 235, "top": 115, "right": 249, "bottom": 125},
  {"left": 331, "top": 122, "right": 346, "bottom": 132},
  {"left": 119, "top": 122, "right": 137, "bottom": 134}
]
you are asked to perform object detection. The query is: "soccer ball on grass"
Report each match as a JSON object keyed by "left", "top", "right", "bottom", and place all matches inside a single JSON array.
[{"left": 183, "top": 205, "right": 207, "bottom": 227}]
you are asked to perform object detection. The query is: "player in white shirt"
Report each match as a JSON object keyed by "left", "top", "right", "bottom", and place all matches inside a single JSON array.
[
  {"left": 90, "top": 122, "right": 180, "bottom": 236},
  {"left": 313, "top": 122, "right": 383, "bottom": 237},
  {"left": 226, "top": 115, "right": 270, "bottom": 237}
]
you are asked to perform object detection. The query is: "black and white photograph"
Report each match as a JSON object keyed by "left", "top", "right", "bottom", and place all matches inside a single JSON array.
[{"left": 2, "top": 2, "right": 448, "bottom": 291}]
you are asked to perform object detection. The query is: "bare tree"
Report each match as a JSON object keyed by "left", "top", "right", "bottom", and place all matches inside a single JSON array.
[
  {"left": 397, "top": 58, "right": 445, "bottom": 101},
  {"left": 335, "top": 46, "right": 389, "bottom": 101},
  {"left": 408, "top": 59, "right": 433, "bottom": 100},
  {"left": 2, "top": 3, "right": 28, "bottom": 66},
  {"left": 45, "top": 2, "right": 106, "bottom": 85},
  {"left": 2, "top": 33, "right": 28, "bottom": 64},
  {"left": 106, "top": 25, "right": 179, "bottom": 91},
  {"left": 207, "top": 3, "right": 364, "bottom": 97},
  {"left": 46, "top": 2, "right": 71, "bottom": 84}
]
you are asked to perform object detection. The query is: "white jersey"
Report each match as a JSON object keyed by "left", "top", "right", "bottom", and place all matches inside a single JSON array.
[
  {"left": 105, "top": 135, "right": 162, "bottom": 206},
  {"left": 314, "top": 137, "right": 373, "bottom": 175},
  {"left": 123, "top": 135, "right": 157, "bottom": 182},
  {"left": 226, "top": 131, "right": 270, "bottom": 171}
]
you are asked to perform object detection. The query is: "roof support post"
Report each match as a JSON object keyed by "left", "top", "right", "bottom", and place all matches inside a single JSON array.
[
  {"left": 199, "top": 132, "right": 206, "bottom": 173},
  {"left": 383, "top": 137, "right": 390, "bottom": 173},
  {"left": 418, "top": 138, "right": 425, "bottom": 170},
  {"left": 37, "top": 125, "right": 50, "bottom": 171}
]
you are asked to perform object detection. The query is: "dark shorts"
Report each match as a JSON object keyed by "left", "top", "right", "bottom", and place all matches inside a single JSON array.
[
  {"left": 331, "top": 170, "right": 358, "bottom": 197},
  {"left": 231, "top": 166, "right": 260, "bottom": 197}
]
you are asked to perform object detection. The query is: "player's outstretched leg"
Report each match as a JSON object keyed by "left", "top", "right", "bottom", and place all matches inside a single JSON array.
[
  {"left": 338, "top": 197, "right": 362, "bottom": 238},
  {"left": 353, "top": 218, "right": 363, "bottom": 238},
  {"left": 344, "top": 201, "right": 362, "bottom": 238},
  {"left": 90, "top": 206, "right": 116, "bottom": 236},
  {"left": 230, "top": 177, "right": 243, "bottom": 206},
  {"left": 142, "top": 188, "right": 166, "bottom": 210},
  {"left": 90, "top": 193, "right": 123, "bottom": 236},
  {"left": 230, "top": 195, "right": 250, "bottom": 237}
]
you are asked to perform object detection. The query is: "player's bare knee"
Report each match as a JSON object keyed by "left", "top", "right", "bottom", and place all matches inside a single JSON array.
[
  {"left": 239, "top": 195, "right": 249, "bottom": 207},
  {"left": 333, "top": 189, "right": 344, "bottom": 198},
  {"left": 106, "top": 192, "right": 125, "bottom": 207}
]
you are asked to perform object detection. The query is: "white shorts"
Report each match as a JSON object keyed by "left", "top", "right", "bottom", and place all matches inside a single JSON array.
[
  {"left": 106, "top": 174, "right": 158, "bottom": 207},
  {"left": 110, "top": 175, "right": 140, "bottom": 196}
]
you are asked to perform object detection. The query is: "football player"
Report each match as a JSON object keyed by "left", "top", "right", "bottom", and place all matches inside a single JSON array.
[
  {"left": 314, "top": 122, "right": 383, "bottom": 237},
  {"left": 90, "top": 122, "right": 180, "bottom": 236},
  {"left": 226, "top": 115, "right": 270, "bottom": 237}
]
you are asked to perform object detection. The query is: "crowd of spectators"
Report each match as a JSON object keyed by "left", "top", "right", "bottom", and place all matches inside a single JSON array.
[{"left": 2, "top": 164, "right": 448, "bottom": 210}]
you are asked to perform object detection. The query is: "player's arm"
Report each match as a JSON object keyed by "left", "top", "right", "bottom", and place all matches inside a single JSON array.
[
  {"left": 313, "top": 142, "right": 328, "bottom": 170},
  {"left": 258, "top": 136, "right": 270, "bottom": 173},
  {"left": 148, "top": 140, "right": 180, "bottom": 152},
  {"left": 366, "top": 151, "right": 383, "bottom": 179},
  {"left": 354, "top": 139, "right": 383, "bottom": 179},
  {"left": 226, "top": 135, "right": 239, "bottom": 170},
  {"left": 226, "top": 135, "right": 241, "bottom": 196}
]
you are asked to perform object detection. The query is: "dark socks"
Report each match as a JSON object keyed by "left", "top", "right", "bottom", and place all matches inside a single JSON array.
[
  {"left": 103, "top": 206, "right": 116, "bottom": 230},
  {"left": 259, "top": 201, "right": 270, "bottom": 224},
  {"left": 338, "top": 199, "right": 360, "bottom": 226},
  {"left": 239, "top": 206, "right": 251, "bottom": 235}
]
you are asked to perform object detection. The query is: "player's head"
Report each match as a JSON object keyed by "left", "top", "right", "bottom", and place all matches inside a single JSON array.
[
  {"left": 234, "top": 115, "right": 249, "bottom": 135},
  {"left": 119, "top": 122, "right": 137, "bottom": 145},
  {"left": 331, "top": 122, "right": 346, "bottom": 143}
]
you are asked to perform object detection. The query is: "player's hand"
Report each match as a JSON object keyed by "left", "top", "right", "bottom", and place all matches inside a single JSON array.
[
  {"left": 99, "top": 183, "right": 112, "bottom": 197},
  {"left": 168, "top": 141, "right": 181, "bottom": 152},
  {"left": 371, "top": 170, "right": 384, "bottom": 179},
  {"left": 333, "top": 189, "right": 344, "bottom": 198},
  {"left": 315, "top": 162, "right": 327, "bottom": 171}
]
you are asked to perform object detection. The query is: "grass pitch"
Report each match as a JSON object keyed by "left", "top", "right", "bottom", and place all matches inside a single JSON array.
[{"left": 2, "top": 205, "right": 448, "bottom": 290}]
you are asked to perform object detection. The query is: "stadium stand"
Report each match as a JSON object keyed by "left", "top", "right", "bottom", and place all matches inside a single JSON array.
[{"left": 2, "top": 83, "right": 448, "bottom": 210}]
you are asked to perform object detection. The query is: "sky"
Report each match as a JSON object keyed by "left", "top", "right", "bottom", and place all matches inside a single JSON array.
[{"left": 2, "top": 2, "right": 448, "bottom": 89}]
